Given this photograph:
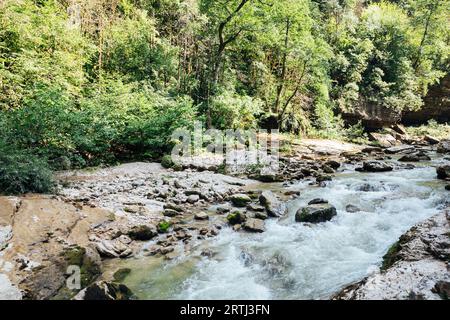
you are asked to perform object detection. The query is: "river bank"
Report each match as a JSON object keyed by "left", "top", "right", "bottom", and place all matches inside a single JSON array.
[{"left": 0, "top": 137, "right": 449, "bottom": 300}]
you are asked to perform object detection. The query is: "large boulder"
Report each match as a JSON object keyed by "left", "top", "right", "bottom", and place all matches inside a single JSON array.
[
  {"left": 295, "top": 203, "right": 337, "bottom": 223},
  {"left": 360, "top": 161, "right": 393, "bottom": 172},
  {"left": 259, "top": 190, "right": 286, "bottom": 217},
  {"left": 368, "top": 133, "right": 398, "bottom": 148},
  {"left": 127, "top": 225, "right": 157, "bottom": 241},
  {"left": 385, "top": 145, "right": 414, "bottom": 154},
  {"left": 243, "top": 218, "right": 265, "bottom": 233},
  {"left": 437, "top": 140, "right": 450, "bottom": 154},
  {"left": 73, "top": 281, "right": 135, "bottom": 300},
  {"left": 437, "top": 165, "right": 450, "bottom": 180},
  {"left": 230, "top": 194, "right": 252, "bottom": 207},
  {"left": 398, "top": 152, "right": 431, "bottom": 162}
]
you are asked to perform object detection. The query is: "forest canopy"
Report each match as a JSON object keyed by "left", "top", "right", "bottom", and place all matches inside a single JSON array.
[{"left": 0, "top": 0, "right": 449, "bottom": 193}]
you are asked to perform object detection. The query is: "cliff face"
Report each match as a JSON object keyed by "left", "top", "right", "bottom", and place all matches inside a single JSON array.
[
  {"left": 341, "top": 102, "right": 402, "bottom": 130},
  {"left": 341, "top": 74, "right": 450, "bottom": 129},
  {"left": 403, "top": 74, "right": 450, "bottom": 125}
]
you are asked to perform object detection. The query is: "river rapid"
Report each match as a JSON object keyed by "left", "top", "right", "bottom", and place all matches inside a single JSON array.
[{"left": 107, "top": 157, "right": 449, "bottom": 300}]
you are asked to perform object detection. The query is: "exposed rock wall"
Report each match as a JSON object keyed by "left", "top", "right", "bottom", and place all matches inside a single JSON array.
[{"left": 403, "top": 74, "right": 450, "bottom": 125}]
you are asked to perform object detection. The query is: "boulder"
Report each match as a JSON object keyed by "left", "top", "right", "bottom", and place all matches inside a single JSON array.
[
  {"left": 392, "top": 124, "right": 407, "bottom": 135},
  {"left": 226, "top": 211, "right": 247, "bottom": 225},
  {"left": 308, "top": 198, "right": 328, "bottom": 205},
  {"left": 398, "top": 152, "right": 431, "bottom": 162},
  {"left": 423, "top": 135, "right": 440, "bottom": 145},
  {"left": 187, "top": 194, "right": 200, "bottom": 203},
  {"left": 346, "top": 204, "right": 361, "bottom": 213},
  {"left": 243, "top": 218, "right": 265, "bottom": 233},
  {"left": 230, "top": 194, "right": 252, "bottom": 207},
  {"left": 361, "top": 161, "right": 393, "bottom": 172},
  {"left": 437, "top": 140, "right": 450, "bottom": 154},
  {"left": 437, "top": 165, "right": 450, "bottom": 180},
  {"left": 295, "top": 203, "right": 337, "bottom": 223},
  {"left": 385, "top": 145, "right": 415, "bottom": 154},
  {"left": 259, "top": 190, "right": 286, "bottom": 217},
  {"left": 163, "top": 209, "right": 180, "bottom": 217},
  {"left": 445, "top": 185, "right": 450, "bottom": 191},
  {"left": 368, "top": 133, "right": 398, "bottom": 148},
  {"left": 74, "top": 281, "right": 134, "bottom": 300},
  {"left": 325, "top": 160, "right": 341, "bottom": 170},
  {"left": 127, "top": 225, "right": 157, "bottom": 241},
  {"left": 194, "top": 212, "right": 209, "bottom": 220}
]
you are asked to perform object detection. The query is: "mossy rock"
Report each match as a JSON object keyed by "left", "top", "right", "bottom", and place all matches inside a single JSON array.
[
  {"left": 226, "top": 211, "right": 246, "bottom": 225},
  {"left": 161, "top": 155, "right": 174, "bottom": 169},
  {"left": 63, "top": 245, "right": 101, "bottom": 289},
  {"left": 113, "top": 268, "right": 132, "bottom": 283},
  {"left": 381, "top": 241, "right": 402, "bottom": 271}
]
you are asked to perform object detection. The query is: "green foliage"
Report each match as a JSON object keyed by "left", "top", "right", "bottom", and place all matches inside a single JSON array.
[
  {"left": 405, "top": 120, "right": 450, "bottom": 139},
  {"left": 0, "top": 142, "right": 54, "bottom": 195},
  {"left": 0, "top": 0, "right": 449, "bottom": 195},
  {"left": 158, "top": 221, "right": 171, "bottom": 233}
]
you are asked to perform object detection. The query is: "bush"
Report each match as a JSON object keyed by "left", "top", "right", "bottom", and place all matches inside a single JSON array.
[{"left": 0, "top": 143, "right": 54, "bottom": 195}]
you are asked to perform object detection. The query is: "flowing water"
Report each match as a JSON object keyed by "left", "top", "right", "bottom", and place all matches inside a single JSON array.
[{"left": 110, "top": 157, "right": 449, "bottom": 300}]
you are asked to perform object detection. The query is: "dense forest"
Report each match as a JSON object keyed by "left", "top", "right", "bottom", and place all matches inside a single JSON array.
[{"left": 0, "top": 0, "right": 449, "bottom": 194}]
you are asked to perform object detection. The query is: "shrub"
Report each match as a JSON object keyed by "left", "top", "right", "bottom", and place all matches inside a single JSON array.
[{"left": 0, "top": 143, "right": 54, "bottom": 195}]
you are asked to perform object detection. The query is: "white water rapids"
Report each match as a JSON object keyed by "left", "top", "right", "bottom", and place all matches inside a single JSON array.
[{"left": 119, "top": 160, "right": 449, "bottom": 300}]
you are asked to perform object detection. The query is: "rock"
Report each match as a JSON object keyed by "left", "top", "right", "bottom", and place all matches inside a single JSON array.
[
  {"left": 392, "top": 124, "right": 407, "bottom": 135},
  {"left": 362, "top": 146, "right": 383, "bottom": 154},
  {"left": 96, "top": 240, "right": 120, "bottom": 258},
  {"left": 194, "top": 212, "right": 209, "bottom": 220},
  {"left": 295, "top": 203, "right": 337, "bottom": 223},
  {"left": 437, "top": 140, "right": 450, "bottom": 153},
  {"left": 226, "top": 211, "right": 247, "bottom": 225},
  {"left": 259, "top": 190, "right": 285, "bottom": 217},
  {"left": 243, "top": 218, "right": 265, "bottom": 233},
  {"left": 230, "top": 194, "right": 252, "bottom": 207},
  {"left": 187, "top": 194, "right": 200, "bottom": 203},
  {"left": 368, "top": 133, "right": 398, "bottom": 148},
  {"left": 113, "top": 268, "right": 131, "bottom": 282},
  {"left": 445, "top": 185, "right": 450, "bottom": 191},
  {"left": 308, "top": 198, "right": 328, "bottom": 205},
  {"left": 163, "top": 203, "right": 183, "bottom": 212},
  {"left": 424, "top": 135, "right": 440, "bottom": 145},
  {"left": 385, "top": 145, "right": 415, "bottom": 154},
  {"left": 325, "top": 160, "right": 341, "bottom": 170},
  {"left": 346, "top": 204, "right": 361, "bottom": 213},
  {"left": 398, "top": 152, "right": 431, "bottom": 162},
  {"left": 432, "top": 281, "right": 450, "bottom": 299},
  {"left": 254, "top": 211, "right": 268, "bottom": 220},
  {"left": 437, "top": 165, "right": 450, "bottom": 180},
  {"left": 361, "top": 161, "right": 393, "bottom": 172},
  {"left": 246, "top": 203, "right": 265, "bottom": 212},
  {"left": 250, "top": 173, "right": 283, "bottom": 182},
  {"left": 163, "top": 209, "right": 180, "bottom": 217},
  {"left": 74, "top": 281, "right": 134, "bottom": 300},
  {"left": 127, "top": 225, "right": 157, "bottom": 241},
  {"left": 322, "top": 165, "right": 335, "bottom": 174},
  {"left": 316, "top": 175, "right": 332, "bottom": 183}
]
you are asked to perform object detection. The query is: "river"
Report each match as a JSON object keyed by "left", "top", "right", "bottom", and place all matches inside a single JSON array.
[{"left": 105, "top": 156, "right": 449, "bottom": 299}]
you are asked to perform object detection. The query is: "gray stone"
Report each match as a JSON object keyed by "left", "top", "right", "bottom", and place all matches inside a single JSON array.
[
  {"left": 361, "top": 161, "right": 393, "bottom": 172},
  {"left": 437, "top": 165, "right": 450, "bottom": 180},
  {"left": 259, "top": 190, "right": 286, "bottom": 217},
  {"left": 230, "top": 194, "right": 252, "bottom": 207},
  {"left": 243, "top": 218, "right": 265, "bottom": 233},
  {"left": 437, "top": 140, "right": 450, "bottom": 153},
  {"left": 295, "top": 203, "right": 337, "bottom": 223},
  {"left": 346, "top": 204, "right": 361, "bottom": 213}
]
